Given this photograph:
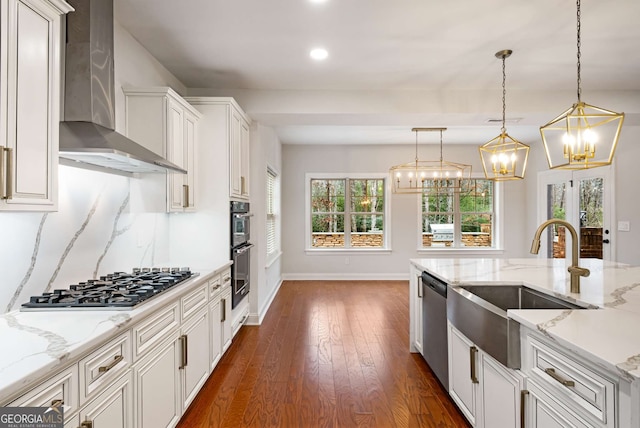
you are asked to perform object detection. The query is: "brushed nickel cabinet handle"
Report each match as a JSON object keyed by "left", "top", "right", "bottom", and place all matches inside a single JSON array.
[
  {"left": 221, "top": 298, "right": 226, "bottom": 322},
  {"left": 545, "top": 368, "right": 575, "bottom": 387},
  {"left": 0, "top": 146, "right": 6, "bottom": 199},
  {"left": 98, "top": 355, "right": 123, "bottom": 374},
  {"left": 241, "top": 176, "right": 246, "bottom": 195},
  {"left": 179, "top": 335, "right": 188, "bottom": 369},
  {"left": 417, "top": 276, "right": 423, "bottom": 298},
  {"left": 521, "top": 390, "right": 529, "bottom": 428},
  {"left": 80, "top": 420, "right": 93, "bottom": 428},
  {"left": 5, "top": 148, "right": 12, "bottom": 200},
  {"left": 470, "top": 346, "right": 479, "bottom": 384},
  {"left": 183, "top": 184, "right": 189, "bottom": 207}
]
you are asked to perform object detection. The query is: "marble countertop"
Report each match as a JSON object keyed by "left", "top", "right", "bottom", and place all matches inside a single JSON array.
[
  {"left": 0, "top": 262, "right": 232, "bottom": 404},
  {"left": 410, "top": 258, "right": 640, "bottom": 381}
]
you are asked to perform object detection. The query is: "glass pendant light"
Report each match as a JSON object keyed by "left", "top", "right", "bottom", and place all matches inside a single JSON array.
[
  {"left": 540, "top": 0, "right": 624, "bottom": 169},
  {"left": 390, "top": 128, "right": 471, "bottom": 194},
  {"left": 479, "top": 50, "right": 530, "bottom": 180}
]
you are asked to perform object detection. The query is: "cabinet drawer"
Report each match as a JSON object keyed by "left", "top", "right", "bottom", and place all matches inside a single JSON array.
[
  {"left": 220, "top": 269, "right": 231, "bottom": 289},
  {"left": 79, "top": 332, "right": 131, "bottom": 404},
  {"left": 208, "top": 275, "right": 222, "bottom": 300},
  {"left": 181, "top": 283, "right": 208, "bottom": 322},
  {"left": 133, "top": 301, "right": 180, "bottom": 360},
  {"left": 9, "top": 365, "right": 78, "bottom": 416},
  {"left": 524, "top": 333, "right": 616, "bottom": 426}
]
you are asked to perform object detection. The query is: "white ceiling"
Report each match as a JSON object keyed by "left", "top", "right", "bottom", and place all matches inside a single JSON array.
[{"left": 114, "top": 0, "right": 640, "bottom": 145}]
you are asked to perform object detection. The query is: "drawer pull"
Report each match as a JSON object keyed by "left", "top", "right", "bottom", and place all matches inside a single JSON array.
[
  {"left": 545, "top": 368, "right": 575, "bottom": 387},
  {"left": 80, "top": 420, "right": 93, "bottom": 428},
  {"left": 51, "top": 399, "right": 64, "bottom": 408},
  {"left": 223, "top": 276, "right": 230, "bottom": 283},
  {"left": 98, "top": 355, "right": 124, "bottom": 374},
  {"left": 470, "top": 346, "right": 479, "bottom": 384}
]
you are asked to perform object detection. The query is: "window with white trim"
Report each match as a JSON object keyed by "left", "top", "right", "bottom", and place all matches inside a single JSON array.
[
  {"left": 421, "top": 179, "right": 495, "bottom": 248},
  {"left": 266, "top": 168, "right": 277, "bottom": 256},
  {"left": 308, "top": 175, "right": 387, "bottom": 249}
]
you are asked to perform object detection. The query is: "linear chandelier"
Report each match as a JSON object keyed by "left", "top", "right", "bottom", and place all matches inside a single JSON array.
[
  {"left": 390, "top": 127, "right": 471, "bottom": 194},
  {"left": 479, "top": 50, "right": 530, "bottom": 181},
  {"left": 539, "top": 0, "right": 624, "bottom": 169}
]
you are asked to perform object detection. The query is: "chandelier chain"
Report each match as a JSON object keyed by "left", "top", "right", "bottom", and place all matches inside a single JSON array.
[
  {"left": 439, "top": 130, "right": 444, "bottom": 162},
  {"left": 501, "top": 54, "right": 507, "bottom": 134},
  {"left": 576, "top": 0, "right": 582, "bottom": 102}
]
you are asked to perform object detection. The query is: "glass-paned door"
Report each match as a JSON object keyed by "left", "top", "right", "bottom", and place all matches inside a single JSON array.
[{"left": 538, "top": 168, "right": 613, "bottom": 261}]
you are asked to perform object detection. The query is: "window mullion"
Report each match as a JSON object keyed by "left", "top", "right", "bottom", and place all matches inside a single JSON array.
[
  {"left": 344, "top": 178, "right": 351, "bottom": 248},
  {"left": 454, "top": 183, "right": 462, "bottom": 247}
]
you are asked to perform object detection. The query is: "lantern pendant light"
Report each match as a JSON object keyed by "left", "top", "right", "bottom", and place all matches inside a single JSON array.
[
  {"left": 540, "top": 0, "right": 624, "bottom": 169},
  {"left": 479, "top": 50, "right": 530, "bottom": 181}
]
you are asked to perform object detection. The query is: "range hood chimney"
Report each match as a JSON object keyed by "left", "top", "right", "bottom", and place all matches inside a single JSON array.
[{"left": 59, "top": 0, "right": 186, "bottom": 175}]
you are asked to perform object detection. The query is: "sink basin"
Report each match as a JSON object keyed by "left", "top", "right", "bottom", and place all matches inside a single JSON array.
[{"left": 447, "top": 284, "right": 593, "bottom": 369}]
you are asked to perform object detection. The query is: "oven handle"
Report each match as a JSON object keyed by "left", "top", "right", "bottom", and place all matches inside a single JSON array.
[
  {"left": 233, "top": 213, "right": 254, "bottom": 218},
  {"left": 233, "top": 244, "right": 254, "bottom": 255}
]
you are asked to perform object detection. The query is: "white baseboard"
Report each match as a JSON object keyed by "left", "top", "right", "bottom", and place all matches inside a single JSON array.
[
  {"left": 245, "top": 277, "right": 284, "bottom": 326},
  {"left": 281, "top": 272, "right": 410, "bottom": 281}
]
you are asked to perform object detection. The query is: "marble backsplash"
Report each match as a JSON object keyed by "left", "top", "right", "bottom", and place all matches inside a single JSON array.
[{"left": 0, "top": 165, "right": 171, "bottom": 313}]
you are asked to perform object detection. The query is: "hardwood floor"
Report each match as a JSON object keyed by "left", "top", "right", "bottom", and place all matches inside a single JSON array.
[{"left": 178, "top": 280, "right": 470, "bottom": 427}]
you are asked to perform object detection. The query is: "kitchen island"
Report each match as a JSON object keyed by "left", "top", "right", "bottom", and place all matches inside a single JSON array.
[{"left": 410, "top": 258, "right": 640, "bottom": 428}]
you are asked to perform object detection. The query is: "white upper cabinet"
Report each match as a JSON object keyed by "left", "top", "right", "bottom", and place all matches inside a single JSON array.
[
  {"left": 123, "top": 87, "right": 202, "bottom": 212},
  {"left": 0, "top": 0, "right": 72, "bottom": 211},
  {"left": 185, "top": 97, "right": 251, "bottom": 201}
]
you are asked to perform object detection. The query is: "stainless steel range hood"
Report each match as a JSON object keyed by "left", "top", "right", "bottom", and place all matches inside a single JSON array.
[{"left": 59, "top": 0, "right": 186, "bottom": 176}]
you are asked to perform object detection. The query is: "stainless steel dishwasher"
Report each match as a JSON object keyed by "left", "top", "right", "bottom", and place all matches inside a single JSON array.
[{"left": 421, "top": 271, "right": 449, "bottom": 391}]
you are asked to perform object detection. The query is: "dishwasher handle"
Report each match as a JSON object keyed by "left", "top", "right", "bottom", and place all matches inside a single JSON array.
[{"left": 421, "top": 271, "right": 448, "bottom": 298}]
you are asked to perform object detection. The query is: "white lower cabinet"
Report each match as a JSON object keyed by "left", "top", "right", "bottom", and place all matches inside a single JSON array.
[
  {"left": 133, "top": 333, "right": 182, "bottom": 428},
  {"left": 78, "top": 371, "right": 133, "bottom": 428},
  {"left": 448, "top": 322, "right": 524, "bottom": 428},
  {"left": 409, "top": 265, "right": 423, "bottom": 355},
  {"left": 180, "top": 308, "right": 210, "bottom": 410},
  {"left": 221, "top": 285, "right": 233, "bottom": 353},
  {"left": 520, "top": 326, "right": 624, "bottom": 428}
]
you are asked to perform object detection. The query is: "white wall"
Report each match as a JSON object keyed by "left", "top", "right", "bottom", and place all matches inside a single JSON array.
[
  {"left": 249, "top": 124, "right": 282, "bottom": 323},
  {"left": 281, "top": 143, "right": 529, "bottom": 279}
]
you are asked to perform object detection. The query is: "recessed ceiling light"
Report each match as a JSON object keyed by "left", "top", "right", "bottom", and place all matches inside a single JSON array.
[{"left": 310, "top": 48, "right": 328, "bottom": 61}]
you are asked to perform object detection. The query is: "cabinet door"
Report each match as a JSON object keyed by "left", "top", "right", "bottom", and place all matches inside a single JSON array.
[
  {"left": 221, "top": 288, "right": 232, "bottom": 353},
  {"left": 183, "top": 111, "right": 197, "bottom": 212},
  {"left": 1, "top": 0, "right": 66, "bottom": 210},
  {"left": 448, "top": 323, "right": 479, "bottom": 426},
  {"left": 526, "top": 380, "right": 593, "bottom": 428},
  {"left": 133, "top": 336, "right": 181, "bottom": 428},
  {"left": 480, "top": 351, "right": 523, "bottom": 428},
  {"left": 229, "top": 108, "right": 243, "bottom": 199},
  {"left": 167, "top": 99, "right": 185, "bottom": 212},
  {"left": 78, "top": 371, "right": 132, "bottom": 428},
  {"left": 209, "top": 298, "right": 223, "bottom": 370},
  {"left": 410, "top": 269, "right": 423, "bottom": 355},
  {"left": 239, "top": 116, "right": 250, "bottom": 198},
  {"left": 181, "top": 309, "right": 210, "bottom": 410}
]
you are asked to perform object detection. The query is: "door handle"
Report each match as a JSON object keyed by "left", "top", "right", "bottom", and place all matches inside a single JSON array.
[
  {"left": 221, "top": 298, "right": 227, "bottom": 322},
  {"left": 469, "top": 346, "right": 479, "bottom": 384},
  {"left": 0, "top": 147, "right": 12, "bottom": 200},
  {"left": 183, "top": 184, "right": 189, "bottom": 207},
  {"left": 417, "top": 277, "right": 423, "bottom": 298},
  {"left": 179, "top": 335, "right": 188, "bottom": 369},
  {"left": 520, "top": 390, "right": 529, "bottom": 428}
]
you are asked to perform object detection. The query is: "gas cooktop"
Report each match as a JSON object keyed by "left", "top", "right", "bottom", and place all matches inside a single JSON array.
[{"left": 21, "top": 268, "right": 197, "bottom": 311}]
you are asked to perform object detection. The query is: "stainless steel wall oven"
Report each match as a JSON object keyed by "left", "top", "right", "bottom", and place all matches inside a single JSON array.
[{"left": 230, "top": 201, "right": 253, "bottom": 308}]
